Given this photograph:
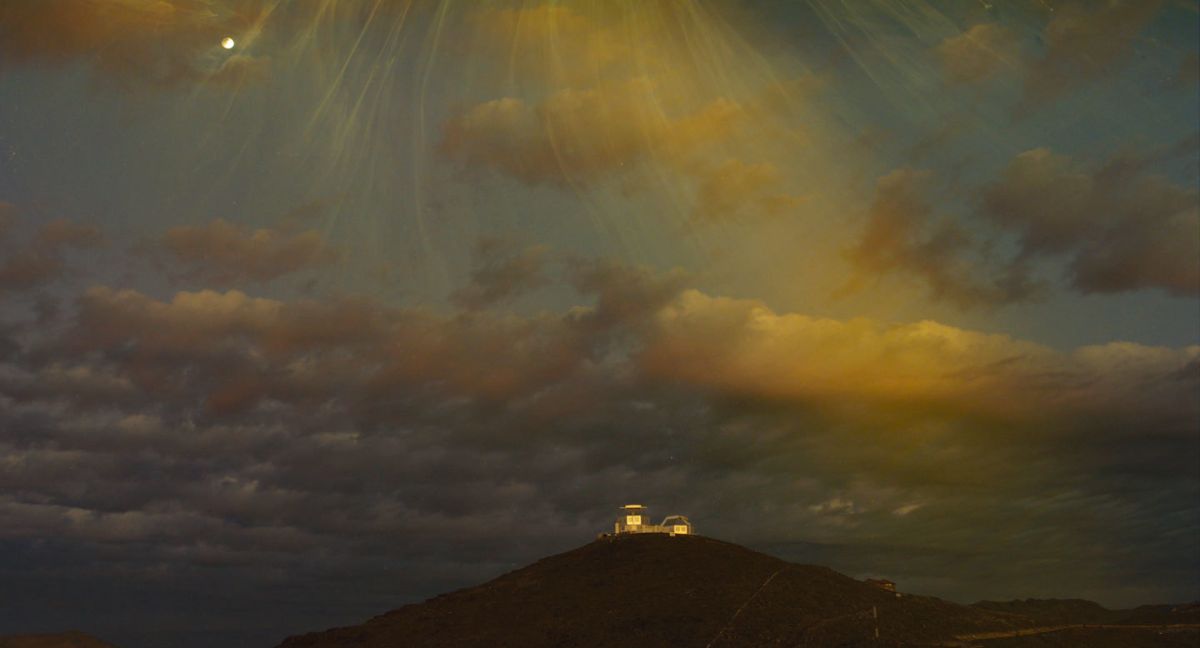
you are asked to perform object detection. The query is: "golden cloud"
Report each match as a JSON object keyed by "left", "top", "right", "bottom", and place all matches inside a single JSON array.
[
  {"left": 639, "top": 289, "right": 1198, "bottom": 423},
  {"left": 440, "top": 1, "right": 819, "bottom": 223},
  {"left": 442, "top": 77, "right": 745, "bottom": 186}
]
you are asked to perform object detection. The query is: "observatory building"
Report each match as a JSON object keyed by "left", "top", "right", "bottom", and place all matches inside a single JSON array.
[{"left": 610, "top": 504, "right": 693, "bottom": 536}]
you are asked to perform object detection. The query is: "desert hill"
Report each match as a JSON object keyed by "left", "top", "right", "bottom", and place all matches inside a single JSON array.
[
  {"left": 0, "top": 632, "right": 119, "bottom": 648},
  {"left": 276, "top": 533, "right": 1041, "bottom": 647},
  {"left": 275, "top": 533, "right": 1200, "bottom": 647}
]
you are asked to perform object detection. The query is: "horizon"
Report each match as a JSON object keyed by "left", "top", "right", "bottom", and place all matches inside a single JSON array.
[{"left": 0, "top": 2, "right": 1197, "bottom": 647}]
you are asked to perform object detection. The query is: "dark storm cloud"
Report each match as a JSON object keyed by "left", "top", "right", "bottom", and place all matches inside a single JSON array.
[
  {"left": 154, "top": 218, "right": 340, "bottom": 286},
  {"left": 982, "top": 147, "right": 1200, "bottom": 297}
]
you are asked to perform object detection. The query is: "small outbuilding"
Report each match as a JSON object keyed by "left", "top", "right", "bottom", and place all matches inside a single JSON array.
[{"left": 865, "top": 578, "right": 897, "bottom": 592}]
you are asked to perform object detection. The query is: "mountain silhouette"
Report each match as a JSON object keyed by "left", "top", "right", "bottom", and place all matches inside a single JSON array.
[{"left": 272, "top": 533, "right": 1200, "bottom": 647}]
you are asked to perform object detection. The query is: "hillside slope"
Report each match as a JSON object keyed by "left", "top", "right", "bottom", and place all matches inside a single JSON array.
[
  {"left": 276, "top": 533, "right": 1029, "bottom": 647},
  {"left": 0, "top": 633, "right": 119, "bottom": 648}
]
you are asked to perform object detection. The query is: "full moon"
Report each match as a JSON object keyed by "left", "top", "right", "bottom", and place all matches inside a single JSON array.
[{"left": 221, "top": 37, "right": 235, "bottom": 50}]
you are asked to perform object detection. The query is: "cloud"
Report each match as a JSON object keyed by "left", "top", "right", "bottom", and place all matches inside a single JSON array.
[
  {"left": 1, "top": 261, "right": 1197, "bottom": 640},
  {"left": 982, "top": 147, "right": 1200, "bottom": 297},
  {"left": 1019, "top": 1, "right": 1164, "bottom": 110},
  {"left": 693, "top": 158, "right": 805, "bottom": 221},
  {"left": 450, "top": 239, "right": 550, "bottom": 310},
  {"left": 0, "top": 0, "right": 270, "bottom": 88},
  {"left": 0, "top": 216, "right": 103, "bottom": 294},
  {"left": 639, "top": 288, "right": 1198, "bottom": 424},
  {"left": 936, "top": 23, "right": 1021, "bottom": 84},
  {"left": 842, "top": 169, "right": 1043, "bottom": 308},
  {"left": 156, "top": 218, "right": 340, "bottom": 285},
  {"left": 57, "top": 283, "right": 591, "bottom": 413},
  {"left": 845, "top": 145, "right": 1199, "bottom": 305},
  {"left": 0, "top": 252, "right": 66, "bottom": 295},
  {"left": 442, "top": 3, "right": 813, "bottom": 222},
  {"left": 566, "top": 258, "right": 689, "bottom": 337},
  {"left": 47, "top": 261, "right": 1198, "bottom": 434},
  {"left": 441, "top": 81, "right": 805, "bottom": 221},
  {"left": 442, "top": 78, "right": 744, "bottom": 187}
]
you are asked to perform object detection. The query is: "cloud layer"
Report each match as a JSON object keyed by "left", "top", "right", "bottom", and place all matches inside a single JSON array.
[{"left": 1, "top": 252, "right": 1195, "bottom": 647}]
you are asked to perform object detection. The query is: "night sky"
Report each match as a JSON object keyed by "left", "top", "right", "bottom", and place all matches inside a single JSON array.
[{"left": 0, "top": 2, "right": 1197, "bottom": 647}]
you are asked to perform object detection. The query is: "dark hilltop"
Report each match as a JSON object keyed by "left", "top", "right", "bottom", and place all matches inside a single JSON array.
[
  {"left": 272, "top": 534, "right": 1200, "bottom": 647},
  {"left": 0, "top": 632, "right": 119, "bottom": 648}
]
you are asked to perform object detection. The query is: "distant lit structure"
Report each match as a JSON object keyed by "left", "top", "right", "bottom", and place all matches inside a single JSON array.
[
  {"left": 866, "top": 578, "right": 899, "bottom": 595},
  {"left": 610, "top": 504, "right": 693, "bottom": 536}
]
